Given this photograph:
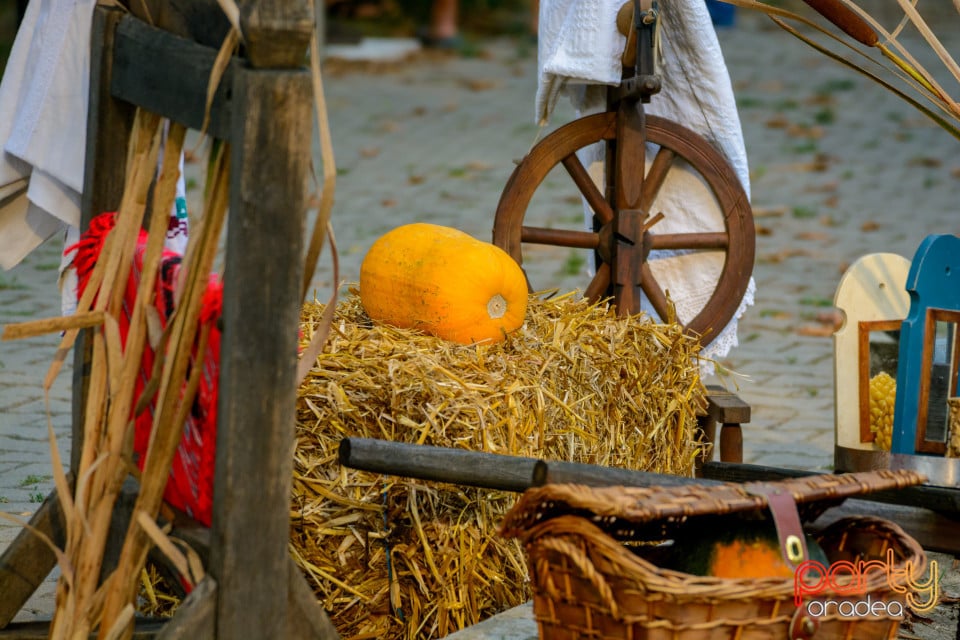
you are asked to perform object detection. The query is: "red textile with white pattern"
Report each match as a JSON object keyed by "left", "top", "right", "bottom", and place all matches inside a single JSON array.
[{"left": 71, "top": 212, "right": 221, "bottom": 526}]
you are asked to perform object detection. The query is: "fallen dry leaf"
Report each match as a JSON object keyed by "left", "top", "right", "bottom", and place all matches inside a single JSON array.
[
  {"left": 766, "top": 116, "right": 790, "bottom": 129},
  {"left": 463, "top": 79, "right": 499, "bottom": 92},
  {"left": 753, "top": 206, "right": 788, "bottom": 218},
  {"left": 796, "top": 231, "right": 832, "bottom": 242},
  {"left": 819, "top": 215, "right": 839, "bottom": 227},
  {"left": 756, "top": 225, "right": 774, "bottom": 236},
  {"left": 797, "top": 324, "right": 834, "bottom": 337},
  {"left": 465, "top": 161, "right": 492, "bottom": 172},
  {"left": 907, "top": 156, "right": 942, "bottom": 168},
  {"left": 861, "top": 221, "right": 880, "bottom": 232},
  {"left": 359, "top": 147, "right": 381, "bottom": 158},
  {"left": 786, "top": 124, "right": 825, "bottom": 139},
  {"left": 807, "top": 181, "right": 838, "bottom": 193},
  {"left": 759, "top": 248, "right": 811, "bottom": 264},
  {"left": 815, "top": 310, "right": 843, "bottom": 331},
  {"left": 408, "top": 175, "right": 426, "bottom": 185},
  {"left": 381, "top": 199, "right": 396, "bottom": 208}
]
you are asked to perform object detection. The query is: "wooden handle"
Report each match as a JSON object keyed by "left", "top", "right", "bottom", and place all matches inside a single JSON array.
[
  {"left": 338, "top": 437, "right": 539, "bottom": 492},
  {"left": 803, "top": 0, "right": 878, "bottom": 46}
]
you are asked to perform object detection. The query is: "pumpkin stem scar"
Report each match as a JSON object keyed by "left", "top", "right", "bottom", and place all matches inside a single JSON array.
[{"left": 487, "top": 294, "right": 508, "bottom": 319}]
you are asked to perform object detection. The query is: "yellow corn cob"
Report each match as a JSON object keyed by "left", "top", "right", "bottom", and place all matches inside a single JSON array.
[{"left": 869, "top": 372, "right": 896, "bottom": 451}]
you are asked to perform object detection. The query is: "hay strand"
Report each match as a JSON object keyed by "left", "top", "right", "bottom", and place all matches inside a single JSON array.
[{"left": 293, "top": 291, "right": 706, "bottom": 638}]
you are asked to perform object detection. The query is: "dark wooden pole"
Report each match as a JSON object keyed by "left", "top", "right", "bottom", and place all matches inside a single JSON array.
[
  {"left": 340, "top": 438, "right": 540, "bottom": 493},
  {"left": 209, "top": 64, "right": 312, "bottom": 639}
]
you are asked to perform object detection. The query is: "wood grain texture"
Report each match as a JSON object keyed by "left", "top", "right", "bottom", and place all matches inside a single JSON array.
[
  {"left": 209, "top": 64, "right": 312, "bottom": 639},
  {"left": 238, "top": 0, "right": 313, "bottom": 69},
  {"left": 122, "top": 0, "right": 230, "bottom": 49},
  {"left": 74, "top": 6, "right": 137, "bottom": 471},
  {"left": 154, "top": 577, "right": 216, "bottom": 640},
  {"left": 0, "top": 492, "right": 66, "bottom": 628},
  {"left": 111, "top": 15, "right": 234, "bottom": 140}
]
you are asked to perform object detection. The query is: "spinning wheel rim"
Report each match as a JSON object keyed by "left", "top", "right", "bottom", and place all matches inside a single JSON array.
[{"left": 492, "top": 112, "right": 755, "bottom": 345}]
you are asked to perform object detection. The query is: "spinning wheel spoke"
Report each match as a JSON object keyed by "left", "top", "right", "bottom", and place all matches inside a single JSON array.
[
  {"left": 650, "top": 231, "right": 729, "bottom": 251},
  {"left": 492, "top": 112, "right": 754, "bottom": 346},
  {"left": 521, "top": 226, "right": 600, "bottom": 249},
  {"left": 639, "top": 147, "right": 676, "bottom": 212},
  {"left": 561, "top": 154, "right": 614, "bottom": 224},
  {"left": 584, "top": 263, "right": 611, "bottom": 302},
  {"left": 639, "top": 262, "right": 671, "bottom": 322}
]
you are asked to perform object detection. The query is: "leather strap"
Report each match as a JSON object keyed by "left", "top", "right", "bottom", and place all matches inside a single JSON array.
[{"left": 745, "top": 484, "right": 810, "bottom": 569}]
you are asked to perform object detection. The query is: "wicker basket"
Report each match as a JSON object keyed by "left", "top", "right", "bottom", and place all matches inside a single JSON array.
[{"left": 500, "top": 470, "right": 928, "bottom": 640}]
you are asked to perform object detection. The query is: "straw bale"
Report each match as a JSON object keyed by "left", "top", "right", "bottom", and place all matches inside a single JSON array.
[{"left": 293, "top": 291, "right": 707, "bottom": 639}]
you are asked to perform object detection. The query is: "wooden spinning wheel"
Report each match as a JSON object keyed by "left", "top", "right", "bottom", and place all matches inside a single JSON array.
[{"left": 492, "top": 106, "right": 756, "bottom": 346}]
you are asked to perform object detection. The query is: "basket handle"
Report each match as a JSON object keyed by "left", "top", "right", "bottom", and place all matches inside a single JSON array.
[{"left": 538, "top": 537, "right": 620, "bottom": 618}]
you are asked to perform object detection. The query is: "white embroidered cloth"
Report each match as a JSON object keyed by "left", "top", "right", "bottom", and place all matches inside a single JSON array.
[{"left": 535, "top": 0, "right": 755, "bottom": 370}]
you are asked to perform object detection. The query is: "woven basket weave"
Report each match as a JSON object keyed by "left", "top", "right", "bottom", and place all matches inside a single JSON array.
[{"left": 500, "top": 470, "right": 927, "bottom": 640}]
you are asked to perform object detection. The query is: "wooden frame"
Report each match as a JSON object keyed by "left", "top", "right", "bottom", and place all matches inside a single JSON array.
[
  {"left": 0, "top": 2, "right": 338, "bottom": 637},
  {"left": 914, "top": 308, "right": 960, "bottom": 454},
  {"left": 857, "top": 318, "right": 903, "bottom": 444}
]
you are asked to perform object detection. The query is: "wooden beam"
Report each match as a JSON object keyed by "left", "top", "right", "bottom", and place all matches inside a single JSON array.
[
  {"left": 111, "top": 15, "right": 234, "bottom": 140},
  {"left": 209, "top": 64, "right": 312, "bottom": 639},
  {"left": 0, "top": 619, "right": 168, "bottom": 639},
  {"left": 0, "top": 492, "right": 66, "bottom": 629},
  {"left": 285, "top": 559, "right": 340, "bottom": 639},
  {"left": 121, "top": 0, "right": 230, "bottom": 49},
  {"left": 238, "top": 0, "right": 313, "bottom": 69},
  {"left": 74, "top": 4, "right": 138, "bottom": 473},
  {"left": 155, "top": 577, "right": 216, "bottom": 640}
]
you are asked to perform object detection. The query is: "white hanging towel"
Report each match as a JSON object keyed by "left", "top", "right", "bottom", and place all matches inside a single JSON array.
[
  {"left": 0, "top": 0, "right": 96, "bottom": 272},
  {"left": 535, "top": 0, "right": 755, "bottom": 369},
  {"left": 0, "top": 0, "right": 190, "bottom": 316}
]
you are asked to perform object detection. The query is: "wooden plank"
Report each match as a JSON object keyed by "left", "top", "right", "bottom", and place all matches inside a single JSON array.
[
  {"left": 286, "top": 559, "right": 340, "bottom": 639},
  {"left": 0, "top": 492, "right": 66, "bottom": 628},
  {"left": 237, "top": 0, "right": 313, "bottom": 69},
  {"left": 111, "top": 15, "right": 234, "bottom": 141},
  {"left": 155, "top": 577, "right": 216, "bottom": 640},
  {"left": 0, "top": 619, "right": 167, "bottom": 639},
  {"left": 122, "top": 0, "right": 230, "bottom": 49},
  {"left": 74, "top": 4, "right": 137, "bottom": 473},
  {"left": 705, "top": 384, "right": 751, "bottom": 424},
  {"left": 209, "top": 64, "right": 312, "bottom": 639}
]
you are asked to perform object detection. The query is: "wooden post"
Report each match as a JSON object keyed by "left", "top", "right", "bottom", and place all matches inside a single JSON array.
[
  {"left": 74, "top": 4, "right": 137, "bottom": 472},
  {"left": 209, "top": 64, "right": 313, "bottom": 638},
  {"left": 238, "top": 0, "right": 314, "bottom": 69}
]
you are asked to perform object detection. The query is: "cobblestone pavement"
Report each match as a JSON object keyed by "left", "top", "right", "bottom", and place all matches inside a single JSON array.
[{"left": 2, "top": 4, "right": 959, "bottom": 633}]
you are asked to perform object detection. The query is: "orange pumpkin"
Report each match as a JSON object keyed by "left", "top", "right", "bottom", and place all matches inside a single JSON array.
[{"left": 359, "top": 223, "right": 528, "bottom": 344}]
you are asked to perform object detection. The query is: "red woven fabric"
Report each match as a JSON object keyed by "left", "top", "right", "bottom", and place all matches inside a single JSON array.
[{"left": 71, "top": 212, "right": 222, "bottom": 526}]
